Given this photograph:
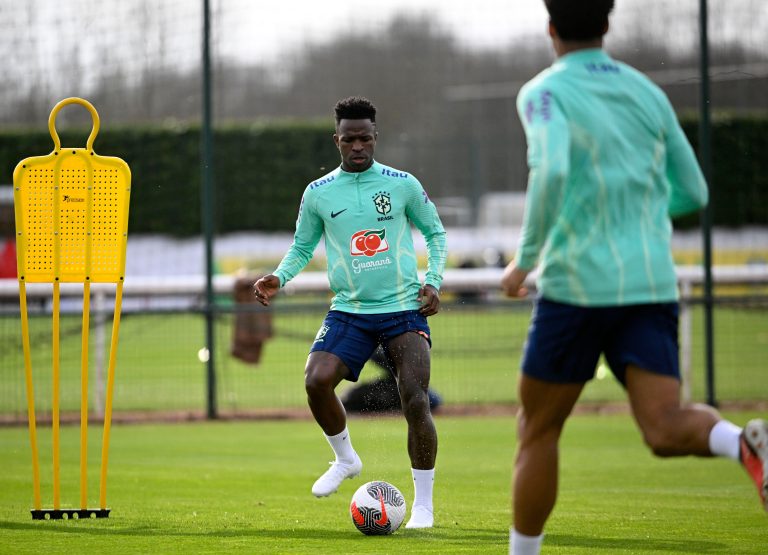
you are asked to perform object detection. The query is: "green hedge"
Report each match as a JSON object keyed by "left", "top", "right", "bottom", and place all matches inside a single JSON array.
[
  {"left": 680, "top": 115, "right": 768, "bottom": 227},
  {"left": 1, "top": 115, "right": 766, "bottom": 235},
  {"left": 211, "top": 125, "right": 338, "bottom": 235}
]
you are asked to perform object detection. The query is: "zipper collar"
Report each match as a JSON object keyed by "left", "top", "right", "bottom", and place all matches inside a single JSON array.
[{"left": 338, "top": 160, "right": 380, "bottom": 181}]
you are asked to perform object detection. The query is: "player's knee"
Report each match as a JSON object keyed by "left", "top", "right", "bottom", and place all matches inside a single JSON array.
[
  {"left": 516, "top": 407, "right": 568, "bottom": 446},
  {"left": 400, "top": 385, "right": 429, "bottom": 417},
  {"left": 304, "top": 365, "right": 335, "bottom": 395},
  {"left": 641, "top": 426, "right": 677, "bottom": 457}
]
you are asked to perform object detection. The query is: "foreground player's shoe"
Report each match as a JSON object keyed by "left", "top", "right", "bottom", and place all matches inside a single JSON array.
[
  {"left": 311, "top": 454, "right": 362, "bottom": 497},
  {"left": 740, "top": 418, "right": 768, "bottom": 512},
  {"left": 405, "top": 505, "right": 434, "bottom": 529}
]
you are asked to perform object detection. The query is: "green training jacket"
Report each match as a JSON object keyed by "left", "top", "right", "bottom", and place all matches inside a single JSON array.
[
  {"left": 516, "top": 48, "right": 708, "bottom": 306},
  {"left": 274, "top": 160, "right": 447, "bottom": 314}
]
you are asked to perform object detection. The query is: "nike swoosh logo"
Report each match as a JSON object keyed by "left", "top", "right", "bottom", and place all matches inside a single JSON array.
[
  {"left": 331, "top": 209, "right": 348, "bottom": 218},
  {"left": 350, "top": 501, "right": 366, "bottom": 526},
  {"left": 374, "top": 490, "right": 388, "bottom": 526}
]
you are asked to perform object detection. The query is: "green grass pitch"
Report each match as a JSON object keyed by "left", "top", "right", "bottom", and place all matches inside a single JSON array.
[{"left": 0, "top": 413, "right": 765, "bottom": 554}]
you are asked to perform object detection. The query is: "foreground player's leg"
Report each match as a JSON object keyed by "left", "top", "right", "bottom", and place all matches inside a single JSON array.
[
  {"left": 388, "top": 332, "right": 437, "bottom": 528},
  {"left": 625, "top": 366, "right": 722, "bottom": 457},
  {"left": 512, "top": 374, "right": 584, "bottom": 550},
  {"left": 626, "top": 366, "right": 768, "bottom": 511},
  {"left": 305, "top": 352, "right": 362, "bottom": 497}
]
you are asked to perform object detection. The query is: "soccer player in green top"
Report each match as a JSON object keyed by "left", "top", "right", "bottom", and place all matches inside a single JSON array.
[
  {"left": 254, "top": 96, "right": 447, "bottom": 529},
  {"left": 501, "top": 1, "right": 768, "bottom": 553}
]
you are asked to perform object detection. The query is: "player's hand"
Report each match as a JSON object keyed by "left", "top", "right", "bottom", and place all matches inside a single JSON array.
[
  {"left": 418, "top": 284, "right": 440, "bottom": 316},
  {"left": 500, "top": 263, "right": 529, "bottom": 298},
  {"left": 253, "top": 274, "right": 280, "bottom": 306}
]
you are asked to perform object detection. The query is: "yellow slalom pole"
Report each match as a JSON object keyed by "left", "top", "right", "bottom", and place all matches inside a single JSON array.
[
  {"left": 99, "top": 281, "right": 123, "bottom": 510},
  {"left": 52, "top": 281, "right": 61, "bottom": 510},
  {"left": 80, "top": 282, "right": 91, "bottom": 510},
  {"left": 19, "top": 281, "right": 41, "bottom": 511}
]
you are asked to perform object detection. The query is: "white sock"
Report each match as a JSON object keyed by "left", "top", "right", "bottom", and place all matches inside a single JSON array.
[
  {"left": 708, "top": 420, "right": 742, "bottom": 460},
  {"left": 324, "top": 427, "right": 356, "bottom": 464},
  {"left": 510, "top": 528, "right": 543, "bottom": 555},
  {"left": 411, "top": 467, "right": 434, "bottom": 510}
]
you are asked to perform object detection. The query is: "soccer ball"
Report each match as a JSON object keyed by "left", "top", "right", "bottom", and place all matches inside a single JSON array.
[{"left": 349, "top": 481, "right": 406, "bottom": 535}]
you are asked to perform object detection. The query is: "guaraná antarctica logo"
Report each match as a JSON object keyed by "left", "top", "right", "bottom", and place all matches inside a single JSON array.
[{"left": 350, "top": 228, "right": 389, "bottom": 257}]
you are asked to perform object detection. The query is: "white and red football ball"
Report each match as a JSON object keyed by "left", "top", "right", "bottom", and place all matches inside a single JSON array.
[{"left": 349, "top": 481, "right": 406, "bottom": 535}]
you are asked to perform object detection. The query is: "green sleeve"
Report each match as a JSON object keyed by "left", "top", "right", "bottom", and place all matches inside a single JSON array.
[
  {"left": 515, "top": 85, "right": 570, "bottom": 271},
  {"left": 664, "top": 102, "right": 709, "bottom": 217},
  {"left": 274, "top": 190, "right": 324, "bottom": 286},
  {"left": 406, "top": 179, "right": 447, "bottom": 290}
]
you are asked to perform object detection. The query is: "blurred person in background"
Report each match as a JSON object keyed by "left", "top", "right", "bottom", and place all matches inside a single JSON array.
[
  {"left": 501, "top": 1, "right": 768, "bottom": 553},
  {"left": 254, "top": 96, "right": 447, "bottom": 529}
]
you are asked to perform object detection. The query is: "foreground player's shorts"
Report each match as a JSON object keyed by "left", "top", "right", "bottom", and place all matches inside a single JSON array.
[
  {"left": 309, "top": 310, "right": 431, "bottom": 381},
  {"left": 521, "top": 297, "right": 679, "bottom": 385}
]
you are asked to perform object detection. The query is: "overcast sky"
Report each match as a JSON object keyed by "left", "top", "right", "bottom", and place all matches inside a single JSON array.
[{"left": 215, "top": 0, "right": 549, "bottom": 64}]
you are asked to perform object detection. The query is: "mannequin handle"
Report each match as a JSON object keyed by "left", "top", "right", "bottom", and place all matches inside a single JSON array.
[{"left": 48, "top": 97, "right": 100, "bottom": 151}]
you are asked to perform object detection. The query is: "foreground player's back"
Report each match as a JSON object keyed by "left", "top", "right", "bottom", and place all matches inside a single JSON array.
[{"left": 516, "top": 48, "right": 707, "bottom": 305}]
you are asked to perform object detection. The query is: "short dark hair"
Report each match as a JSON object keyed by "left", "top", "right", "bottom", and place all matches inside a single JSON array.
[
  {"left": 334, "top": 96, "right": 377, "bottom": 125},
  {"left": 545, "top": 0, "right": 615, "bottom": 41}
]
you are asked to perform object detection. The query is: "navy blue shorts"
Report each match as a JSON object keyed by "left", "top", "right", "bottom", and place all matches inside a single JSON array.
[
  {"left": 309, "top": 310, "right": 431, "bottom": 382},
  {"left": 521, "top": 297, "right": 680, "bottom": 385}
]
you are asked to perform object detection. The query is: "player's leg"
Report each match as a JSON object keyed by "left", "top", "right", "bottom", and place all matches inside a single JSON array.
[
  {"left": 306, "top": 312, "right": 376, "bottom": 497},
  {"left": 305, "top": 350, "right": 363, "bottom": 497},
  {"left": 625, "top": 367, "right": 719, "bottom": 456},
  {"left": 387, "top": 331, "right": 436, "bottom": 469},
  {"left": 514, "top": 375, "right": 583, "bottom": 538},
  {"left": 625, "top": 366, "right": 768, "bottom": 511},
  {"left": 305, "top": 350, "right": 350, "bottom": 435},
  {"left": 606, "top": 303, "right": 719, "bottom": 456},
  {"left": 510, "top": 298, "right": 601, "bottom": 554},
  {"left": 611, "top": 302, "right": 739, "bottom": 457},
  {"left": 612, "top": 303, "right": 767, "bottom": 511},
  {"left": 385, "top": 326, "right": 436, "bottom": 528}
]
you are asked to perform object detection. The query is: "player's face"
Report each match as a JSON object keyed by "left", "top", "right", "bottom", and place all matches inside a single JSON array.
[{"left": 334, "top": 119, "right": 377, "bottom": 172}]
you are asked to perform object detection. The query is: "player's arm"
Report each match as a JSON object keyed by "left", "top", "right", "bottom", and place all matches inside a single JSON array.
[
  {"left": 254, "top": 190, "right": 323, "bottom": 306},
  {"left": 514, "top": 85, "right": 570, "bottom": 272},
  {"left": 504, "top": 85, "right": 570, "bottom": 297},
  {"left": 406, "top": 180, "right": 447, "bottom": 316},
  {"left": 663, "top": 101, "right": 709, "bottom": 217}
]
